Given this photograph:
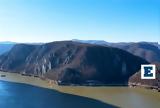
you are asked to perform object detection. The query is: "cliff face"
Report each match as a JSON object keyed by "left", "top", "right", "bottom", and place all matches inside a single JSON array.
[{"left": 0, "top": 41, "right": 149, "bottom": 85}]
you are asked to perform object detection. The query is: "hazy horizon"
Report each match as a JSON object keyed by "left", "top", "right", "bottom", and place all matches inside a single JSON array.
[
  {"left": 0, "top": 39, "right": 159, "bottom": 44},
  {"left": 0, "top": 0, "right": 159, "bottom": 43}
]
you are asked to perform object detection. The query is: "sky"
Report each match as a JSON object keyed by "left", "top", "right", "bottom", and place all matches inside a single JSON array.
[{"left": 0, "top": 0, "right": 159, "bottom": 43}]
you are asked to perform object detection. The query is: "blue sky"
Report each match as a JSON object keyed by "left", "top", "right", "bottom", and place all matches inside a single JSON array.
[{"left": 0, "top": 0, "right": 159, "bottom": 43}]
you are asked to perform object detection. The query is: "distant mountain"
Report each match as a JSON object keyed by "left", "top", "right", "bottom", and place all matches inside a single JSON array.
[
  {"left": 0, "top": 41, "right": 148, "bottom": 85},
  {"left": 72, "top": 40, "right": 160, "bottom": 63},
  {"left": 0, "top": 41, "right": 44, "bottom": 55},
  {"left": 72, "top": 39, "right": 110, "bottom": 46},
  {"left": 111, "top": 42, "right": 160, "bottom": 63},
  {"left": 0, "top": 42, "right": 16, "bottom": 55}
]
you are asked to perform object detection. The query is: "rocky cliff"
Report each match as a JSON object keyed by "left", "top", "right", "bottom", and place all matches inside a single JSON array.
[{"left": 0, "top": 41, "right": 149, "bottom": 85}]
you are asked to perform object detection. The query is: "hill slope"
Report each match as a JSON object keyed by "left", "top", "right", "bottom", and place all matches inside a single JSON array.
[
  {"left": 111, "top": 42, "right": 160, "bottom": 63},
  {"left": 72, "top": 40, "right": 160, "bottom": 63},
  {"left": 0, "top": 42, "right": 15, "bottom": 55},
  {"left": 0, "top": 41, "right": 148, "bottom": 85}
]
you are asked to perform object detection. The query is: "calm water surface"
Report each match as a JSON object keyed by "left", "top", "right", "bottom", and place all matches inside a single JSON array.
[
  {"left": 0, "top": 81, "right": 117, "bottom": 108},
  {"left": 0, "top": 81, "right": 160, "bottom": 108}
]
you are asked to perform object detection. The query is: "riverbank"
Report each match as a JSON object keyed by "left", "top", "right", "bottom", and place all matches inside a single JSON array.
[
  {"left": 129, "top": 82, "right": 160, "bottom": 92},
  {"left": 0, "top": 71, "right": 160, "bottom": 108}
]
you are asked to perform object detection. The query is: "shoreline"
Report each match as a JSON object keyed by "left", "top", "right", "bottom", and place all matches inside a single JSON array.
[
  {"left": 0, "top": 71, "right": 160, "bottom": 108},
  {"left": 129, "top": 82, "right": 160, "bottom": 92},
  {"left": 0, "top": 71, "right": 53, "bottom": 89}
]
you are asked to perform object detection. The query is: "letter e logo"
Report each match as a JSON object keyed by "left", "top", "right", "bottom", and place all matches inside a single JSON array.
[{"left": 141, "top": 64, "right": 156, "bottom": 79}]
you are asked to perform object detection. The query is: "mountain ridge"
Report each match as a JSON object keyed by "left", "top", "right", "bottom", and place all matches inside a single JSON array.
[
  {"left": 0, "top": 42, "right": 16, "bottom": 55},
  {"left": 0, "top": 41, "right": 149, "bottom": 85},
  {"left": 72, "top": 39, "right": 160, "bottom": 63}
]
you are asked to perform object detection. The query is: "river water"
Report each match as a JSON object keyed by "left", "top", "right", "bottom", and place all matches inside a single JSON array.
[{"left": 0, "top": 81, "right": 159, "bottom": 108}]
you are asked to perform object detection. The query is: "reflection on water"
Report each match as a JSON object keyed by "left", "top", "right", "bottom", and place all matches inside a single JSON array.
[{"left": 0, "top": 81, "right": 118, "bottom": 108}]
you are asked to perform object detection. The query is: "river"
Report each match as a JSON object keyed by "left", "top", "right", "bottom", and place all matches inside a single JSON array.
[{"left": 0, "top": 80, "right": 160, "bottom": 108}]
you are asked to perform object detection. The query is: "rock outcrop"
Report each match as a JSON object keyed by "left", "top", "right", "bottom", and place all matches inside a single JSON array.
[{"left": 129, "top": 64, "right": 160, "bottom": 89}]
